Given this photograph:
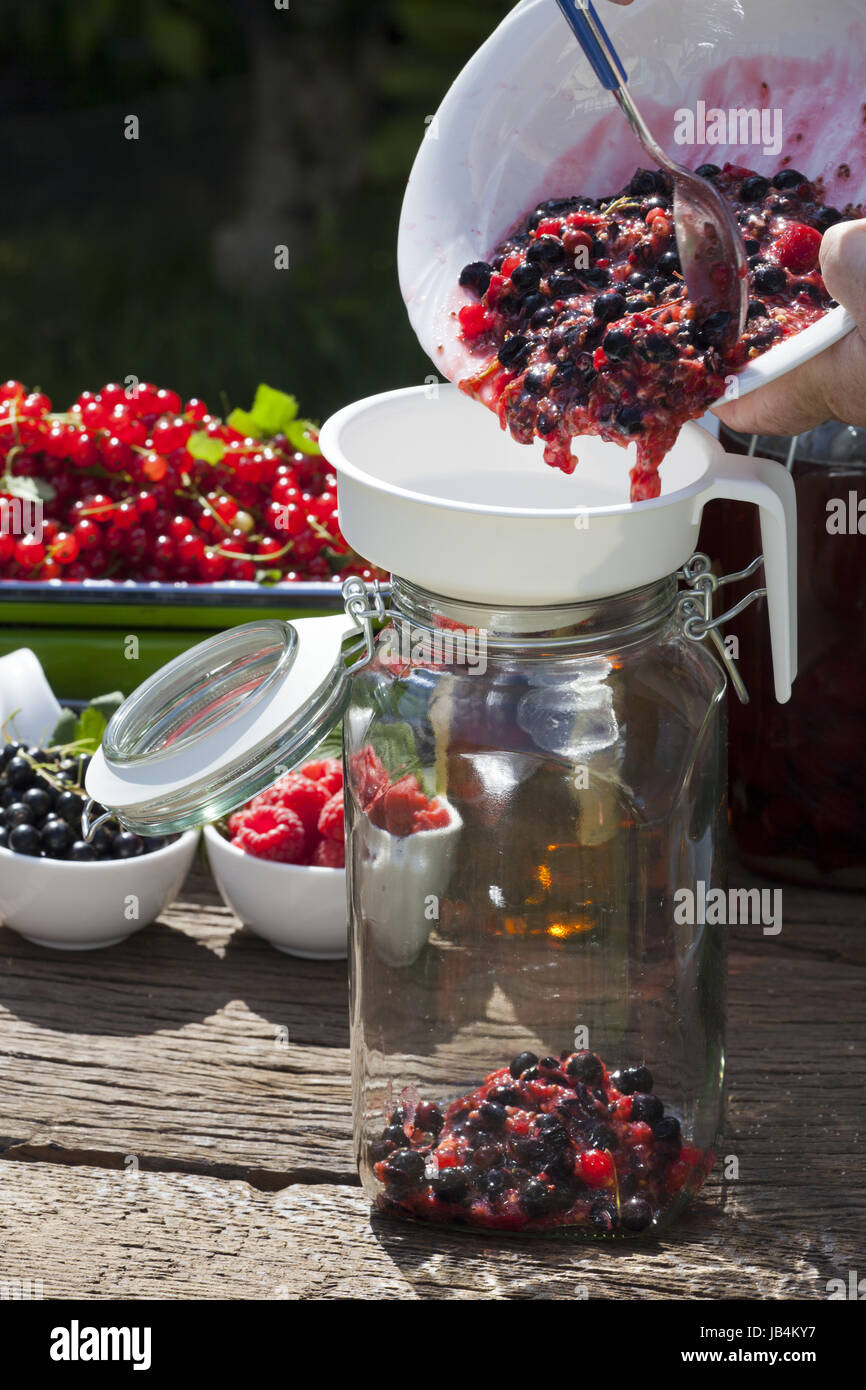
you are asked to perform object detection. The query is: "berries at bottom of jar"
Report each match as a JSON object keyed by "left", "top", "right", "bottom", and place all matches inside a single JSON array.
[
  {"left": 370, "top": 1048, "right": 714, "bottom": 1235},
  {"left": 0, "top": 741, "right": 173, "bottom": 860}
]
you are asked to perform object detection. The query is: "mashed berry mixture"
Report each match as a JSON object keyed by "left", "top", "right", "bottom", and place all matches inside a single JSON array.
[
  {"left": 373, "top": 1048, "right": 714, "bottom": 1235},
  {"left": 458, "top": 163, "right": 850, "bottom": 501}
]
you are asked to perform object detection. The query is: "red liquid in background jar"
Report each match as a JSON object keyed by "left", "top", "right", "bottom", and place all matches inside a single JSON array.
[{"left": 700, "top": 423, "right": 866, "bottom": 888}]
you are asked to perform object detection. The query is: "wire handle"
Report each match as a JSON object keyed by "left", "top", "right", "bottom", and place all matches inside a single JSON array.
[{"left": 554, "top": 0, "right": 628, "bottom": 91}]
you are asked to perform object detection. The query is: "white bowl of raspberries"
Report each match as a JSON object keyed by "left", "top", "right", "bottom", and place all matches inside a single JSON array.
[{"left": 204, "top": 755, "right": 347, "bottom": 959}]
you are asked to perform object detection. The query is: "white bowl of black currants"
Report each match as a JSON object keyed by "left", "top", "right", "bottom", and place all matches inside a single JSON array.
[{"left": 0, "top": 742, "right": 199, "bottom": 949}]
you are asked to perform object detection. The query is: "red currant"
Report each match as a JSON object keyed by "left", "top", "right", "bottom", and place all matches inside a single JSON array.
[
  {"left": 44, "top": 425, "right": 70, "bottom": 458},
  {"left": 199, "top": 549, "right": 227, "bottom": 582},
  {"left": 100, "top": 434, "right": 132, "bottom": 472},
  {"left": 177, "top": 534, "right": 205, "bottom": 567},
  {"left": 152, "top": 416, "right": 190, "bottom": 455},
  {"left": 152, "top": 534, "right": 175, "bottom": 563},
  {"left": 100, "top": 382, "right": 127, "bottom": 409},
  {"left": 168, "top": 514, "right": 194, "bottom": 541},
  {"left": 271, "top": 475, "right": 300, "bottom": 507},
  {"left": 135, "top": 490, "right": 157, "bottom": 516},
  {"left": 458, "top": 302, "right": 495, "bottom": 339},
  {"left": 155, "top": 388, "right": 181, "bottom": 416},
  {"left": 14, "top": 535, "right": 46, "bottom": 569},
  {"left": 81, "top": 400, "right": 108, "bottom": 431},
  {"left": 256, "top": 536, "right": 284, "bottom": 561},
  {"left": 73, "top": 519, "right": 101, "bottom": 552},
  {"left": 81, "top": 493, "right": 114, "bottom": 523},
  {"left": 141, "top": 451, "right": 168, "bottom": 483},
  {"left": 113, "top": 502, "right": 139, "bottom": 531},
  {"left": 576, "top": 1149, "right": 615, "bottom": 1188},
  {"left": 51, "top": 532, "right": 80, "bottom": 565},
  {"left": 116, "top": 416, "right": 148, "bottom": 448},
  {"left": 69, "top": 429, "right": 99, "bottom": 468},
  {"left": 212, "top": 494, "right": 238, "bottom": 524},
  {"left": 293, "top": 528, "right": 323, "bottom": 562}
]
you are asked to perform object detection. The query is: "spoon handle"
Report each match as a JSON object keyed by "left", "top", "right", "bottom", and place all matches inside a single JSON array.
[
  {"left": 556, "top": 0, "right": 669, "bottom": 167},
  {"left": 554, "top": 0, "right": 628, "bottom": 91}
]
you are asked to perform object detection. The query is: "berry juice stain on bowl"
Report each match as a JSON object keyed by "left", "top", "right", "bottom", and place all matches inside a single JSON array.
[
  {"left": 456, "top": 164, "right": 854, "bottom": 502},
  {"left": 372, "top": 1048, "right": 713, "bottom": 1237}
]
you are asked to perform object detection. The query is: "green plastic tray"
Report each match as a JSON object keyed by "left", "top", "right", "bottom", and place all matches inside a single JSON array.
[{"left": 0, "top": 580, "right": 342, "bottom": 700}]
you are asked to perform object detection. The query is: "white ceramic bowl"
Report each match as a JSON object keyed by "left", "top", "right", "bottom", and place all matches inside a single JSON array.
[
  {"left": 399, "top": 0, "right": 865, "bottom": 397},
  {"left": 0, "top": 830, "right": 200, "bottom": 950},
  {"left": 203, "top": 824, "right": 347, "bottom": 959},
  {"left": 355, "top": 796, "right": 463, "bottom": 968}
]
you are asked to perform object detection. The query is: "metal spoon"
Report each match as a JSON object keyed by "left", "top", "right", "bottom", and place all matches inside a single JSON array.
[{"left": 555, "top": 0, "right": 749, "bottom": 340}]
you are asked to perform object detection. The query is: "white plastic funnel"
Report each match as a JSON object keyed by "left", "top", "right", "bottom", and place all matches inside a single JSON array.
[
  {"left": 400, "top": 0, "right": 864, "bottom": 394},
  {"left": 320, "top": 384, "right": 796, "bottom": 701}
]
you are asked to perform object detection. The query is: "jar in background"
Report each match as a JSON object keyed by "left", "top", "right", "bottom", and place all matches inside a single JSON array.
[{"left": 701, "top": 422, "right": 866, "bottom": 888}]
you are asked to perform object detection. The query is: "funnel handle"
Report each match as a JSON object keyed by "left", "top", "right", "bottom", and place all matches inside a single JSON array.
[{"left": 697, "top": 454, "right": 797, "bottom": 703}]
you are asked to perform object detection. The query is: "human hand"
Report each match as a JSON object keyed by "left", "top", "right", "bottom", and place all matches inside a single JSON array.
[{"left": 715, "top": 221, "right": 866, "bottom": 434}]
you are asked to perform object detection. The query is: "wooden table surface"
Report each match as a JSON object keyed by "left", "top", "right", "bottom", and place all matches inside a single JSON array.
[{"left": 0, "top": 860, "right": 862, "bottom": 1301}]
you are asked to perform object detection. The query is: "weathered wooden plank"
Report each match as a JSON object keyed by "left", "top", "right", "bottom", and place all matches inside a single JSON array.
[
  {"left": 0, "top": 867, "right": 356, "bottom": 1182},
  {"left": 0, "top": 866, "right": 862, "bottom": 1195},
  {"left": 0, "top": 1161, "right": 858, "bottom": 1300}
]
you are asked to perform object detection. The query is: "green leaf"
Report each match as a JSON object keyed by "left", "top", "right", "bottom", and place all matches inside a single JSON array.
[
  {"left": 254, "top": 568, "right": 284, "bottom": 587},
  {"left": 248, "top": 383, "right": 299, "bottom": 438},
  {"left": 187, "top": 431, "right": 226, "bottom": 464},
  {"left": 285, "top": 418, "right": 322, "bottom": 456},
  {"left": 87, "top": 691, "right": 124, "bottom": 723},
  {"left": 142, "top": 5, "right": 205, "bottom": 80},
  {"left": 49, "top": 708, "right": 78, "bottom": 746},
  {"left": 2, "top": 473, "right": 56, "bottom": 503},
  {"left": 75, "top": 706, "right": 108, "bottom": 751},
  {"left": 226, "top": 408, "right": 259, "bottom": 438},
  {"left": 369, "top": 722, "right": 429, "bottom": 790}
]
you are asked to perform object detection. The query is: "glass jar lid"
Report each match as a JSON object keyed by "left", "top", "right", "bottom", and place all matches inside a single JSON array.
[{"left": 85, "top": 614, "right": 356, "bottom": 835}]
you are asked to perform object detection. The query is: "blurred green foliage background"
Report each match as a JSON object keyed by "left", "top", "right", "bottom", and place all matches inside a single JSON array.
[{"left": 0, "top": 0, "right": 512, "bottom": 420}]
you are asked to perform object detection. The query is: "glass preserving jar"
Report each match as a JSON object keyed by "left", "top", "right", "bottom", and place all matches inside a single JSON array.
[
  {"left": 701, "top": 423, "right": 866, "bottom": 889},
  {"left": 84, "top": 387, "right": 797, "bottom": 1242},
  {"left": 345, "top": 573, "right": 726, "bottom": 1238}
]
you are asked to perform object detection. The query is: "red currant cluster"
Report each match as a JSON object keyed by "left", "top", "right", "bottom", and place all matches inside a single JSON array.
[{"left": 0, "top": 379, "right": 383, "bottom": 585}]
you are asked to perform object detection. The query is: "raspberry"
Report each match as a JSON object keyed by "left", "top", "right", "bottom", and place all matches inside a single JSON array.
[
  {"left": 349, "top": 746, "right": 389, "bottom": 810},
  {"left": 227, "top": 809, "right": 246, "bottom": 835},
  {"left": 412, "top": 798, "right": 451, "bottom": 832},
  {"left": 269, "top": 773, "right": 329, "bottom": 836},
  {"left": 300, "top": 757, "right": 343, "bottom": 794},
  {"left": 312, "top": 837, "right": 345, "bottom": 868},
  {"left": 318, "top": 790, "right": 345, "bottom": 843},
  {"left": 377, "top": 775, "right": 428, "bottom": 837},
  {"left": 231, "top": 805, "right": 306, "bottom": 863}
]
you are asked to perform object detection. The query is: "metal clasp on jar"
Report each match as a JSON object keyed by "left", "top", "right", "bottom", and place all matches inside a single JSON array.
[
  {"left": 342, "top": 575, "right": 392, "bottom": 664},
  {"left": 677, "top": 552, "right": 768, "bottom": 705}
]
